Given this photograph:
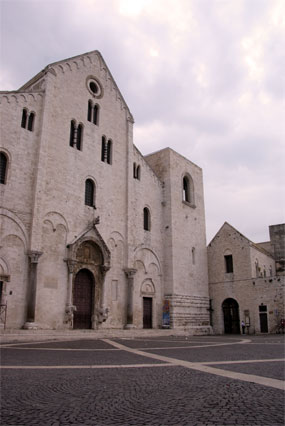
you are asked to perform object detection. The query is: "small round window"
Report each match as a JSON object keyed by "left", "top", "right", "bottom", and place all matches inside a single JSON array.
[
  {"left": 89, "top": 81, "right": 98, "bottom": 94},
  {"left": 86, "top": 77, "right": 103, "bottom": 98}
]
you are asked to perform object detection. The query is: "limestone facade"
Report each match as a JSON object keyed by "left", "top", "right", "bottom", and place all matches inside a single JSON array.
[
  {"left": 0, "top": 51, "right": 210, "bottom": 332},
  {"left": 208, "top": 222, "right": 284, "bottom": 334}
]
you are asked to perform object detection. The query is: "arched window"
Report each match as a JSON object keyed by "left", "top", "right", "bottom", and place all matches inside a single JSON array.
[
  {"left": 93, "top": 104, "right": 99, "bottom": 125},
  {"left": 21, "top": 109, "right": 27, "bottom": 128},
  {"left": 87, "top": 100, "right": 92, "bottom": 122},
  {"left": 143, "top": 207, "right": 151, "bottom": 231},
  {"left": 183, "top": 176, "right": 190, "bottom": 202},
  {"left": 28, "top": 112, "right": 35, "bottom": 131},
  {"left": 70, "top": 120, "right": 76, "bottom": 147},
  {"left": 133, "top": 164, "right": 141, "bottom": 180},
  {"left": 107, "top": 140, "right": 112, "bottom": 164},
  {"left": 182, "top": 174, "right": 194, "bottom": 205},
  {"left": 136, "top": 165, "right": 141, "bottom": 180},
  {"left": 101, "top": 136, "right": 106, "bottom": 161},
  {"left": 85, "top": 179, "right": 95, "bottom": 207},
  {"left": 77, "top": 124, "right": 83, "bottom": 150},
  {"left": 0, "top": 152, "right": 8, "bottom": 184}
]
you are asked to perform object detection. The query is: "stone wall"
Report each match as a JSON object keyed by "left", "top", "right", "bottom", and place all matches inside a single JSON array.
[{"left": 210, "top": 275, "right": 284, "bottom": 334}]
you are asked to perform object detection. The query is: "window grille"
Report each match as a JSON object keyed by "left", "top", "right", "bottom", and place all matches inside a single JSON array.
[{"left": 85, "top": 179, "right": 94, "bottom": 206}]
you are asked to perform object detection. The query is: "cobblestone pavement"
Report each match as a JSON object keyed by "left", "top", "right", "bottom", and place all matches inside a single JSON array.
[{"left": 1, "top": 335, "right": 284, "bottom": 425}]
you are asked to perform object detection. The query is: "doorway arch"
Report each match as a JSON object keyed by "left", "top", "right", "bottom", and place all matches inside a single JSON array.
[
  {"left": 222, "top": 298, "right": 240, "bottom": 334},
  {"left": 73, "top": 269, "right": 94, "bottom": 329}
]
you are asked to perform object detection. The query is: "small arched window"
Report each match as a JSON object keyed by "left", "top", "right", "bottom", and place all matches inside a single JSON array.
[
  {"left": 183, "top": 176, "right": 190, "bottom": 202},
  {"left": 93, "top": 104, "right": 99, "bottom": 125},
  {"left": 136, "top": 165, "right": 141, "bottom": 180},
  {"left": 28, "top": 112, "right": 35, "bottom": 131},
  {"left": 77, "top": 124, "right": 83, "bottom": 150},
  {"left": 143, "top": 207, "right": 151, "bottom": 231},
  {"left": 107, "top": 140, "right": 112, "bottom": 164},
  {"left": 133, "top": 162, "right": 137, "bottom": 178},
  {"left": 87, "top": 100, "right": 92, "bottom": 122},
  {"left": 182, "top": 174, "right": 194, "bottom": 205},
  {"left": 85, "top": 179, "right": 95, "bottom": 207},
  {"left": 0, "top": 152, "right": 8, "bottom": 184},
  {"left": 70, "top": 120, "right": 76, "bottom": 147},
  {"left": 21, "top": 109, "right": 27, "bottom": 128}
]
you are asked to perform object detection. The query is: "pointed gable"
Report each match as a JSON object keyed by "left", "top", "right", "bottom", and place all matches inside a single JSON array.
[{"left": 18, "top": 50, "right": 133, "bottom": 121}]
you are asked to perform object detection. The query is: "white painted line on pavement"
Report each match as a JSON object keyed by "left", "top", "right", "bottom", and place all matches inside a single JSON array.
[
  {"left": 103, "top": 339, "right": 285, "bottom": 391},
  {"left": 0, "top": 339, "right": 250, "bottom": 351},
  {"left": 0, "top": 363, "right": 175, "bottom": 369},
  {"left": 201, "top": 358, "right": 284, "bottom": 365}
]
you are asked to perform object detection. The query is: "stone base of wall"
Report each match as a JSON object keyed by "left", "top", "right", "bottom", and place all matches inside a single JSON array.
[{"left": 165, "top": 294, "right": 211, "bottom": 332}]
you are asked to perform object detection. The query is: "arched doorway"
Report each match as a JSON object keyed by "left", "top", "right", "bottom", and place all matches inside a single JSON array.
[
  {"left": 73, "top": 269, "right": 94, "bottom": 329},
  {"left": 222, "top": 298, "right": 240, "bottom": 334}
]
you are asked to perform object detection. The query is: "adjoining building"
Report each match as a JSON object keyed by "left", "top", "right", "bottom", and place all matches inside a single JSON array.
[
  {"left": 0, "top": 50, "right": 210, "bottom": 333},
  {"left": 208, "top": 222, "right": 285, "bottom": 334}
]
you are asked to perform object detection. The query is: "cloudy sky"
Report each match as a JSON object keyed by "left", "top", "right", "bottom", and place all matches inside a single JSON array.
[{"left": 1, "top": 0, "right": 284, "bottom": 243}]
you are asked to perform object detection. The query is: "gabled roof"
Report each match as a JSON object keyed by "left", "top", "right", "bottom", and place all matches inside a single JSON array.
[
  {"left": 208, "top": 222, "right": 274, "bottom": 258},
  {"left": 18, "top": 50, "right": 133, "bottom": 120}
]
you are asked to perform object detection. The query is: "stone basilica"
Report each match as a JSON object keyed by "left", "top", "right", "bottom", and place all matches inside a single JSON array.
[{"left": 0, "top": 51, "right": 210, "bottom": 332}]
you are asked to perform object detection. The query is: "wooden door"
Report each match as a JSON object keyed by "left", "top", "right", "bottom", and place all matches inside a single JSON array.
[
  {"left": 143, "top": 297, "right": 152, "bottom": 329},
  {"left": 259, "top": 313, "right": 268, "bottom": 333},
  {"left": 73, "top": 269, "right": 94, "bottom": 329},
  {"left": 222, "top": 298, "right": 240, "bottom": 334}
]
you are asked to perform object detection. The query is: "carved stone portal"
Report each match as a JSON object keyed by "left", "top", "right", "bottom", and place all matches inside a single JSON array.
[{"left": 65, "top": 223, "right": 111, "bottom": 329}]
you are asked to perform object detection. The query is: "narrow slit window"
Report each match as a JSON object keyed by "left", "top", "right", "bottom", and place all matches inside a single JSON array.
[
  {"left": 136, "top": 165, "right": 141, "bottom": 180},
  {"left": 192, "top": 247, "right": 196, "bottom": 265},
  {"left": 101, "top": 136, "right": 106, "bottom": 161},
  {"left": 70, "top": 121, "right": 76, "bottom": 147},
  {"left": 133, "top": 163, "right": 137, "bottom": 178},
  {"left": 27, "top": 112, "right": 35, "bottom": 131},
  {"left": 0, "top": 152, "right": 8, "bottom": 184},
  {"left": 93, "top": 104, "right": 99, "bottom": 125},
  {"left": 143, "top": 207, "right": 150, "bottom": 231},
  {"left": 87, "top": 100, "right": 92, "bottom": 122},
  {"left": 76, "top": 124, "right": 83, "bottom": 150},
  {"left": 21, "top": 109, "right": 27, "bottom": 128},
  {"left": 107, "top": 140, "right": 112, "bottom": 164}
]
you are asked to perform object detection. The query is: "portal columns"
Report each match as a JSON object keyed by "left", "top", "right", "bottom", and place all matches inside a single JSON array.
[
  {"left": 124, "top": 268, "right": 137, "bottom": 328},
  {"left": 23, "top": 250, "right": 43, "bottom": 329}
]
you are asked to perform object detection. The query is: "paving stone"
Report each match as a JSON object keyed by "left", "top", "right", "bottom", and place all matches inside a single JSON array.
[{"left": 1, "top": 336, "right": 284, "bottom": 425}]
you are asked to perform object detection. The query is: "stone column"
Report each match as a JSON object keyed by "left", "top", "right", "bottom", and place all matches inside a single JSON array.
[
  {"left": 98, "top": 265, "right": 110, "bottom": 324},
  {"left": 0, "top": 275, "right": 10, "bottom": 329},
  {"left": 64, "top": 259, "right": 77, "bottom": 328},
  {"left": 24, "top": 250, "right": 43, "bottom": 329},
  {"left": 65, "top": 259, "right": 77, "bottom": 306},
  {"left": 124, "top": 268, "right": 137, "bottom": 329}
]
